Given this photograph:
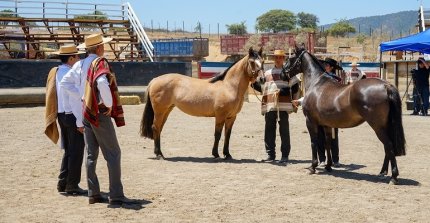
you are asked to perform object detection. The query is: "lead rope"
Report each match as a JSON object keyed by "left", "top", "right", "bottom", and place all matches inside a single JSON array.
[{"left": 273, "top": 89, "right": 281, "bottom": 122}]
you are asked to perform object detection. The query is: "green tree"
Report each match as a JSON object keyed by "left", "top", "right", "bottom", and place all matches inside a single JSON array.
[
  {"left": 297, "top": 12, "right": 319, "bottom": 29},
  {"left": 226, "top": 21, "right": 247, "bottom": 35},
  {"left": 327, "top": 19, "right": 356, "bottom": 37},
  {"left": 74, "top": 10, "right": 108, "bottom": 30},
  {"left": 0, "top": 9, "right": 19, "bottom": 26},
  {"left": 256, "top": 9, "right": 296, "bottom": 33}
]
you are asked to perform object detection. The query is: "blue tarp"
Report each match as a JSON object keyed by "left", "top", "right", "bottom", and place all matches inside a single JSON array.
[{"left": 380, "top": 29, "right": 430, "bottom": 53}]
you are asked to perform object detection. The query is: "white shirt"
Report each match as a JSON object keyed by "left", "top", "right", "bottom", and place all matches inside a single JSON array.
[
  {"left": 56, "top": 64, "right": 73, "bottom": 113},
  {"left": 60, "top": 54, "right": 98, "bottom": 127},
  {"left": 96, "top": 75, "right": 113, "bottom": 107}
]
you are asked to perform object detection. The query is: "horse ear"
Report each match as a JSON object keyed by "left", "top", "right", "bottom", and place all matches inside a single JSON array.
[
  {"left": 258, "top": 47, "right": 263, "bottom": 57},
  {"left": 248, "top": 47, "right": 254, "bottom": 56}
]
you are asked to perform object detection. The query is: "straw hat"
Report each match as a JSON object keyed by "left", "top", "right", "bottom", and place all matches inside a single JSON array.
[
  {"left": 77, "top": 33, "right": 112, "bottom": 49},
  {"left": 351, "top": 61, "right": 360, "bottom": 66},
  {"left": 52, "top": 44, "right": 84, "bottom": 55},
  {"left": 273, "top": 49, "right": 286, "bottom": 57}
]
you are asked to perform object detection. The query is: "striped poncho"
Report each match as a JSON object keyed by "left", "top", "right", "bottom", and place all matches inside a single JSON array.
[{"left": 261, "top": 68, "right": 301, "bottom": 115}]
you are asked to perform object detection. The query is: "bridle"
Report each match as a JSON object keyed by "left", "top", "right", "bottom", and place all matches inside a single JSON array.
[
  {"left": 248, "top": 57, "right": 264, "bottom": 78},
  {"left": 282, "top": 50, "right": 306, "bottom": 80}
]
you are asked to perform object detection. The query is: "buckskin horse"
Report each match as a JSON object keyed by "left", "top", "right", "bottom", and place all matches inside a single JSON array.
[
  {"left": 282, "top": 46, "right": 406, "bottom": 184},
  {"left": 140, "top": 47, "right": 264, "bottom": 160}
]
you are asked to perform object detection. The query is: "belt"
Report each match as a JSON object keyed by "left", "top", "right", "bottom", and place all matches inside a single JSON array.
[{"left": 58, "top": 111, "right": 73, "bottom": 115}]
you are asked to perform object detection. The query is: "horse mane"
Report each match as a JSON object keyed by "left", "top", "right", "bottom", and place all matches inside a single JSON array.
[
  {"left": 208, "top": 59, "right": 241, "bottom": 83},
  {"left": 304, "top": 49, "right": 325, "bottom": 72}
]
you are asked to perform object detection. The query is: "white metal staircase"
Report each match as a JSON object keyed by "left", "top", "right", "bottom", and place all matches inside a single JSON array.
[{"left": 126, "top": 2, "right": 154, "bottom": 62}]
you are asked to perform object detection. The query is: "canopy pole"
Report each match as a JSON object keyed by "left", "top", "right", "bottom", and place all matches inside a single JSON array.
[{"left": 379, "top": 51, "right": 382, "bottom": 79}]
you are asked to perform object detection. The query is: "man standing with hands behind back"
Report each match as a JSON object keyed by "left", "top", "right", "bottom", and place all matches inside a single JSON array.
[{"left": 77, "top": 34, "right": 137, "bottom": 205}]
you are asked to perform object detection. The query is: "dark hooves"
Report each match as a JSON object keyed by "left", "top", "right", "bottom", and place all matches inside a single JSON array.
[
  {"left": 325, "top": 166, "right": 333, "bottom": 172},
  {"left": 389, "top": 178, "right": 399, "bottom": 185},
  {"left": 213, "top": 154, "right": 220, "bottom": 159},
  {"left": 224, "top": 154, "right": 233, "bottom": 160},
  {"left": 306, "top": 166, "right": 316, "bottom": 175},
  {"left": 155, "top": 154, "right": 165, "bottom": 160}
]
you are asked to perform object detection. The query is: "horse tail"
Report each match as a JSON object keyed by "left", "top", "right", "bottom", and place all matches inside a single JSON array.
[
  {"left": 386, "top": 84, "right": 406, "bottom": 156},
  {"left": 140, "top": 84, "right": 154, "bottom": 139}
]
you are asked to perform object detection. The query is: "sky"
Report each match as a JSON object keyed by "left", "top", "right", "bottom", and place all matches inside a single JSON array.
[{"left": 122, "top": 0, "right": 424, "bottom": 33}]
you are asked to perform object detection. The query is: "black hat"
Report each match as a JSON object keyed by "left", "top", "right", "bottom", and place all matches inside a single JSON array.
[
  {"left": 323, "top": 58, "right": 342, "bottom": 70},
  {"left": 417, "top": 57, "right": 426, "bottom": 64}
]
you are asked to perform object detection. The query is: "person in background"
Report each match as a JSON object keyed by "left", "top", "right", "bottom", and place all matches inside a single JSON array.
[
  {"left": 348, "top": 61, "right": 366, "bottom": 84},
  {"left": 44, "top": 45, "right": 86, "bottom": 195},
  {"left": 411, "top": 58, "right": 430, "bottom": 116},
  {"left": 251, "top": 49, "right": 301, "bottom": 165}
]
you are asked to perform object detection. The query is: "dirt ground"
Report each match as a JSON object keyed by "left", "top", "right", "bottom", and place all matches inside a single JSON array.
[{"left": 0, "top": 97, "right": 429, "bottom": 223}]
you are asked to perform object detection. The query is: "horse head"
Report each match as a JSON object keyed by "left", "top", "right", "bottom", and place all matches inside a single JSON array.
[
  {"left": 281, "top": 45, "right": 307, "bottom": 81},
  {"left": 246, "top": 47, "right": 264, "bottom": 82}
]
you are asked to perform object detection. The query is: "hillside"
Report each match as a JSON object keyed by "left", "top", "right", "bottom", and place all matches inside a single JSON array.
[{"left": 322, "top": 10, "right": 418, "bottom": 36}]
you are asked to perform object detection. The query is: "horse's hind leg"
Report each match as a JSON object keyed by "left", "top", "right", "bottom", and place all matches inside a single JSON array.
[
  {"left": 222, "top": 116, "right": 236, "bottom": 160},
  {"left": 374, "top": 128, "right": 399, "bottom": 184},
  {"left": 152, "top": 107, "right": 174, "bottom": 160},
  {"left": 212, "top": 117, "right": 225, "bottom": 159},
  {"left": 378, "top": 155, "right": 389, "bottom": 178}
]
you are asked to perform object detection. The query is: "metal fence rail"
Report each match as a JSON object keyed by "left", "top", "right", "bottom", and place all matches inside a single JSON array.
[{"left": 0, "top": 0, "right": 125, "bottom": 20}]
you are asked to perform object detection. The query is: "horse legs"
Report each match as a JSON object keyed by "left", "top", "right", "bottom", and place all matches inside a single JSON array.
[
  {"left": 305, "top": 117, "right": 319, "bottom": 174},
  {"left": 374, "top": 128, "right": 399, "bottom": 184},
  {"left": 222, "top": 116, "right": 236, "bottom": 160},
  {"left": 152, "top": 107, "right": 174, "bottom": 160},
  {"left": 212, "top": 117, "right": 225, "bottom": 159},
  {"left": 323, "top": 127, "right": 333, "bottom": 172},
  {"left": 378, "top": 155, "right": 389, "bottom": 177}
]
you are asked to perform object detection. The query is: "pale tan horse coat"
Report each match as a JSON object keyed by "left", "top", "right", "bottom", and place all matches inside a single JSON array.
[{"left": 141, "top": 48, "right": 264, "bottom": 159}]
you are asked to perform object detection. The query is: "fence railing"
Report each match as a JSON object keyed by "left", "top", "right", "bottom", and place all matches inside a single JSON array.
[
  {"left": 0, "top": 0, "right": 125, "bottom": 20},
  {"left": 126, "top": 2, "right": 153, "bottom": 61}
]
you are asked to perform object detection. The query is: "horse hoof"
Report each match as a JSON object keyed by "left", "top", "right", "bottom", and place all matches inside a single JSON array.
[
  {"left": 377, "top": 173, "right": 387, "bottom": 179},
  {"left": 156, "top": 154, "right": 165, "bottom": 160},
  {"left": 325, "top": 166, "right": 332, "bottom": 172},
  {"left": 389, "top": 178, "right": 399, "bottom": 185},
  {"left": 213, "top": 154, "right": 220, "bottom": 159},
  {"left": 224, "top": 155, "right": 233, "bottom": 160},
  {"left": 306, "top": 167, "right": 316, "bottom": 175}
]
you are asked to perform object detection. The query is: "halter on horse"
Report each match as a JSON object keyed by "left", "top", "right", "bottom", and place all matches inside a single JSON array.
[
  {"left": 141, "top": 47, "right": 264, "bottom": 160},
  {"left": 282, "top": 46, "right": 406, "bottom": 184}
]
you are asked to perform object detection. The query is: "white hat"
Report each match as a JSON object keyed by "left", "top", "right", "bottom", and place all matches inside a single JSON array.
[
  {"left": 351, "top": 61, "right": 360, "bottom": 66},
  {"left": 77, "top": 33, "right": 112, "bottom": 49}
]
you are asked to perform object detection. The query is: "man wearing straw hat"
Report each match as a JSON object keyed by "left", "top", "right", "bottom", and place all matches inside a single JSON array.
[
  {"left": 45, "top": 45, "right": 86, "bottom": 195},
  {"left": 252, "top": 49, "right": 301, "bottom": 164},
  {"left": 74, "top": 33, "right": 135, "bottom": 205},
  {"left": 347, "top": 61, "right": 365, "bottom": 84}
]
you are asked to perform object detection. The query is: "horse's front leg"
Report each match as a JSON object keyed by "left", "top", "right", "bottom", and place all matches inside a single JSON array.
[
  {"left": 212, "top": 117, "right": 225, "bottom": 159},
  {"left": 323, "top": 127, "right": 333, "bottom": 172},
  {"left": 305, "top": 117, "right": 319, "bottom": 174},
  {"left": 222, "top": 116, "right": 236, "bottom": 160}
]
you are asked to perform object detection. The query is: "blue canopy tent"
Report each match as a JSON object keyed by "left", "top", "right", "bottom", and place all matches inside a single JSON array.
[
  {"left": 380, "top": 29, "right": 430, "bottom": 53},
  {"left": 379, "top": 30, "right": 430, "bottom": 103}
]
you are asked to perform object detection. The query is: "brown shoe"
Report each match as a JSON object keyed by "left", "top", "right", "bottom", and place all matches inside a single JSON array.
[{"left": 89, "top": 195, "right": 108, "bottom": 204}]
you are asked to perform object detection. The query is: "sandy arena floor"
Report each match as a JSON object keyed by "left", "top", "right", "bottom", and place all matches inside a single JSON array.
[{"left": 0, "top": 97, "right": 429, "bottom": 222}]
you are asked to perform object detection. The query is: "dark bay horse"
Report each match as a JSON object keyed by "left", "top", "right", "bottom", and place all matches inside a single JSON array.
[
  {"left": 140, "top": 48, "right": 264, "bottom": 160},
  {"left": 282, "top": 46, "right": 406, "bottom": 184}
]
